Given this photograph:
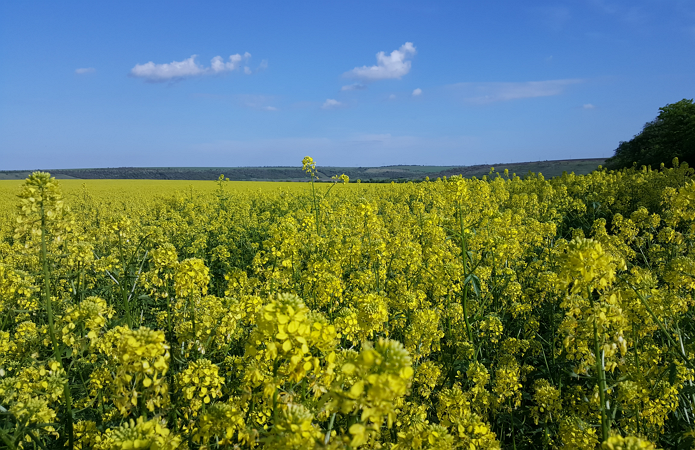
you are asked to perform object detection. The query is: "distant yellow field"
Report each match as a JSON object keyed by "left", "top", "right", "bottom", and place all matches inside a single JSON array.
[
  {"left": 0, "top": 178, "right": 375, "bottom": 225},
  {"left": 0, "top": 179, "right": 308, "bottom": 197},
  {"left": 0, "top": 179, "right": 313, "bottom": 209},
  {"left": 0, "top": 179, "right": 317, "bottom": 230}
]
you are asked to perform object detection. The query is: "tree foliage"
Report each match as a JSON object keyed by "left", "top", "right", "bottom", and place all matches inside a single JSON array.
[{"left": 605, "top": 98, "right": 695, "bottom": 170}]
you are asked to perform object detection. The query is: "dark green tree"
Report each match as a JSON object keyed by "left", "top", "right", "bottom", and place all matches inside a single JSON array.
[{"left": 605, "top": 98, "right": 695, "bottom": 170}]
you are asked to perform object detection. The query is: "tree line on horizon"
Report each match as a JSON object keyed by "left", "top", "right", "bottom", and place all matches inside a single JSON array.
[{"left": 605, "top": 98, "right": 695, "bottom": 170}]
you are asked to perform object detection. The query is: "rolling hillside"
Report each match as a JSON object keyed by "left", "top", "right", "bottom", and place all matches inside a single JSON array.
[{"left": 0, "top": 158, "right": 607, "bottom": 181}]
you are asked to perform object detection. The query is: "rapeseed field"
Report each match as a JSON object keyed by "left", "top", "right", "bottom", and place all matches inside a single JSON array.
[{"left": 1, "top": 158, "right": 695, "bottom": 449}]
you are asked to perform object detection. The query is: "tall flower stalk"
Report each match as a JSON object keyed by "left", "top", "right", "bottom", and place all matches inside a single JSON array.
[
  {"left": 558, "top": 237, "right": 626, "bottom": 442},
  {"left": 14, "top": 172, "right": 74, "bottom": 448}
]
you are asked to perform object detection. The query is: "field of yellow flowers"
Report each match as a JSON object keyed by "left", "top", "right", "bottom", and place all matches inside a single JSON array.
[{"left": 2, "top": 157, "right": 695, "bottom": 450}]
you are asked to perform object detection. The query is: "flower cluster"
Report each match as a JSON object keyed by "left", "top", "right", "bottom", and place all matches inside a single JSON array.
[
  {"left": 96, "top": 416, "right": 182, "bottom": 450},
  {"left": 98, "top": 326, "right": 170, "bottom": 416},
  {"left": 331, "top": 338, "right": 414, "bottom": 446},
  {"left": 57, "top": 296, "right": 114, "bottom": 349},
  {"left": 176, "top": 358, "right": 224, "bottom": 414}
]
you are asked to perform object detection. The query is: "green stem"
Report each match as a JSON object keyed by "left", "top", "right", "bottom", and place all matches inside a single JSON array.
[
  {"left": 0, "top": 428, "right": 17, "bottom": 450},
  {"left": 677, "top": 328, "right": 695, "bottom": 422},
  {"left": 324, "top": 412, "right": 337, "bottom": 445},
  {"left": 271, "top": 386, "right": 279, "bottom": 432},
  {"left": 39, "top": 194, "right": 73, "bottom": 450},
  {"left": 118, "top": 234, "right": 131, "bottom": 327},
  {"left": 166, "top": 292, "right": 174, "bottom": 360},
  {"left": 632, "top": 322, "right": 641, "bottom": 435},
  {"left": 510, "top": 398, "right": 517, "bottom": 450},
  {"left": 551, "top": 304, "right": 558, "bottom": 387},
  {"left": 589, "top": 289, "right": 609, "bottom": 441},
  {"left": 39, "top": 201, "right": 58, "bottom": 356},
  {"left": 458, "top": 201, "right": 474, "bottom": 351},
  {"left": 63, "top": 383, "right": 74, "bottom": 449},
  {"left": 628, "top": 283, "right": 695, "bottom": 370},
  {"left": 310, "top": 175, "right": 320, "bottom": 235},
  {"left": 189, "top": 289, "right": 197, "bottom": 357},
  {"left": 97, "top": 390, "right": 105, "bottom": 430}
]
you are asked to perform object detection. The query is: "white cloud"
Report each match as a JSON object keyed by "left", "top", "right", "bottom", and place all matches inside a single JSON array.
[
  {"left": 75, "top": 67, "right": 95, "bottom": 74},
  {"left": 322, "top": 99, "right": 344, "bottom": 109},
  {"left": 244, "top": 66, "right": 252, "bottom": 75},
  {"left": 341, "top": 83, "right": 367, "bottom": 91},
  {"left": 412, "top": 88, "right": 422, "bottom": 96},
  {"left": 388, "top": 94, "right": 397, "bottom": 100},
  {"left": 258, "top": 60, "right": 268, "bottom": 70},
  {"left": 210, "top": 54, "right": 247, "bottom": 73},
  {"left": 449, "top": 79, "right": 583, "bottom": 104},
  {"left": 583, "top": 103, "right": 596, "bottom": 109},
  {"left": 345, "top": 42, "right": 416, "bottom": 81},
  {"left": 130, "top": 53, "right": 252, "bottom": 82},
  {"left": 131, "top": 55, "right": 203, "bottom": 81}
]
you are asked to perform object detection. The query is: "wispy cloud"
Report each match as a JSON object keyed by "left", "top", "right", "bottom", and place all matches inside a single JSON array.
[
  {"left": 130, "top": 53, "right": 252, "bottom": 82},
  {"left": 539, "top": 6, "right": 571, "bottom": 31},
  {"left": 449, "top": 79, "right": 583, "bottom": 104},
  {"left": 75, "top": 67, "right": 95, "bottom": 74},
  {"left": 237, "top": 94, "right": 278, "bottom": 111},
  {"left": 193, "top": 93, "right": 278, "bottom": 111},
  {"left": 244, "top": 60, "right": 268, "bottom": 75},
  {"left": 412, "top": 88, "right": 422, "bottom": 96},
  {"left": 587, "top": 0, "right": 647, "bottom": 24},
  {"left": 322, "top": 99, "right": 344, "bottom": 110},
  {"left": 582, "top": 103, "right": 596, "bottom": 109},
  {"left": 341, "top": 83, "right": 367, "bottom": 91},
  {"left": 345, "top": 42, "right": 416, "bottom": 81}
]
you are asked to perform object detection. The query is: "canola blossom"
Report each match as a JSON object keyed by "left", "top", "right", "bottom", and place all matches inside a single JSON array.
[{"left": 1, "top": 160, "right": 695, "bottom": 449}]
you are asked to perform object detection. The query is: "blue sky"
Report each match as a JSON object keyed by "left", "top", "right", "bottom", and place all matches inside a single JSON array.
[{"left": 1, "top": 0, "right": 694, "bottom": 169}]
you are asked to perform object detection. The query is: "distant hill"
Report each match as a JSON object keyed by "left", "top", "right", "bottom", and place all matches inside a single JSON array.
[{"left": 0, "top": 158, "right": 607, "bottom": 182}]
